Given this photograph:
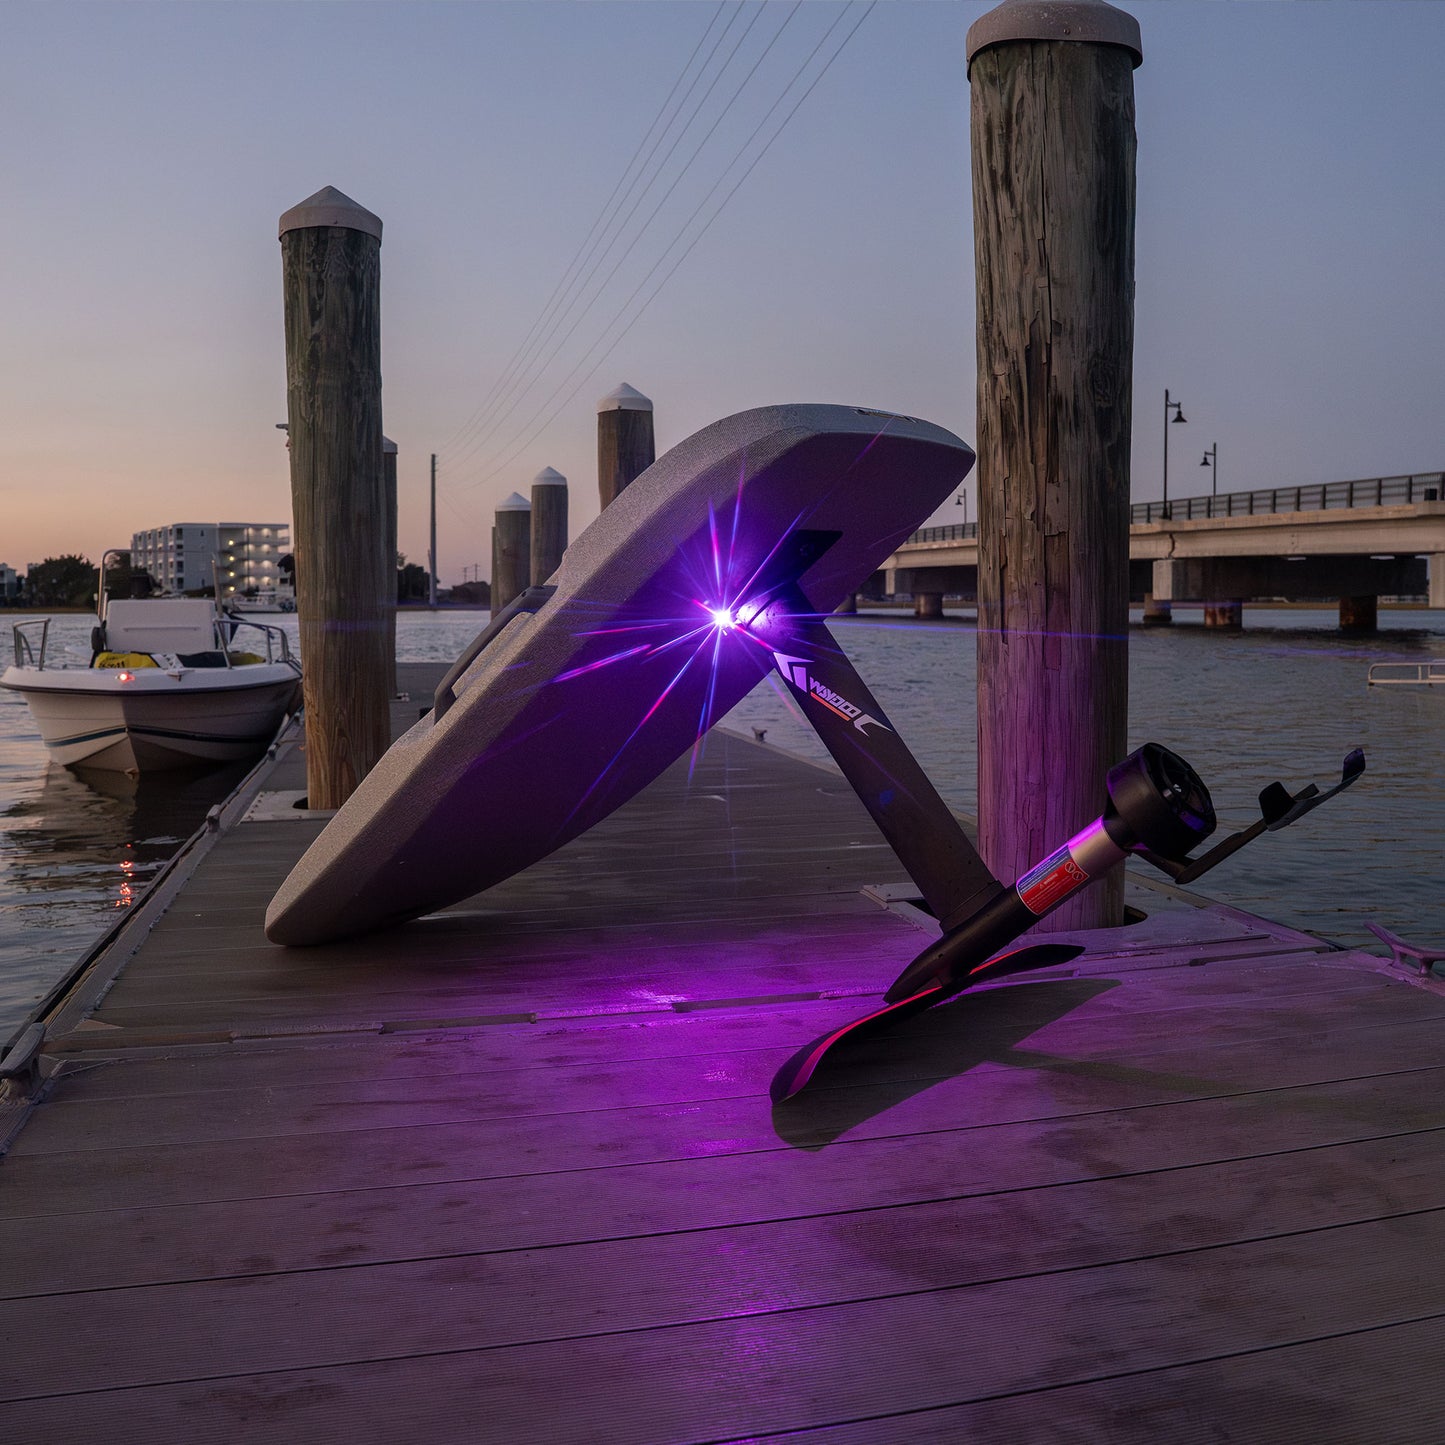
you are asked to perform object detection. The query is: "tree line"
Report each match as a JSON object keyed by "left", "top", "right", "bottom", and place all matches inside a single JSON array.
[{"left": 7, "top": 554, "right": 481, "bottom": 606}]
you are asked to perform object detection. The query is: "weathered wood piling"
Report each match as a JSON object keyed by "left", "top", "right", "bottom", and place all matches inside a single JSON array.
[
  {"left": 530, "top": 467, "right": 568, "bottom": 586},
  {"left": 969, "top": 0, "right": 1142, "bottom": 929},
  {"left": 279, "top": 185, "right": 391, "bottom": 809},
  {"left": 597, "top": 383, "right": 654, "bottom": 510},
  {"left": 382, "top": 435, "right": 398, "bottom": 690},
  {"left": 492, "top": 492, "right": 532, "bottom": 612}
]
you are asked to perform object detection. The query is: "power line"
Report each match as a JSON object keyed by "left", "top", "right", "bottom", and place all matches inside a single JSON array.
[
  {"left": 446, "top": 1, "right": 784, "bottom": 473},
  {"left": 458, "top": 0, "right": 876, "bottom": 492},
  {"left": 446, "top": 0, "right": 803, "bottom": 476},
  {"left": 438, "top": 1, "right": 734, "bottom": 458}
]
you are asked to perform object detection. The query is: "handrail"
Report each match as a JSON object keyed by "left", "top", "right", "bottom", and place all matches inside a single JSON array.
[
  {"left": 1366, "top": 660, "right": 1445, "bottom": 687},
  {"left": 10, "top": 618, "right": 49, "bottom": 669},
  {"left": 1128, "top": 471, "right": 1443, "bottom": 527},
  {"left": 901, "top": 469, "right": 1444, "bottom": 547},
  {"left": 221, "top": 611, "right": 296, "bottom": 666}
]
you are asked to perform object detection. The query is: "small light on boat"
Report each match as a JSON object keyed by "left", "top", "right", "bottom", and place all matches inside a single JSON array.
[{"left": 117, "top": 671, "right": 134, "bottom": 683}]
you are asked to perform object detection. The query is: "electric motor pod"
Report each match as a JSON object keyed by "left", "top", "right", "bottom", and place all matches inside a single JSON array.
[{"left": 1103, "top": 742, "right": 1216, "bottom": 858}]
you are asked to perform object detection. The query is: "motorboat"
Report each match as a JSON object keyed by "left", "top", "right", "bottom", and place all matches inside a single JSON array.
[{"left": 2, "top": 558, "right": 301, "bottom": 774}]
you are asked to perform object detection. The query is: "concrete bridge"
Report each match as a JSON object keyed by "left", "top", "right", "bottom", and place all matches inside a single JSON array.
[{"left": 884, "top": 470, "right": 1445, "bottom": 627}]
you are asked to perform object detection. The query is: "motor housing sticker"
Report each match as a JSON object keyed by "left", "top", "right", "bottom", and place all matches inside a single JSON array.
[{"left": 1015, "top": 843, "right": 1090, "bottom": 915}]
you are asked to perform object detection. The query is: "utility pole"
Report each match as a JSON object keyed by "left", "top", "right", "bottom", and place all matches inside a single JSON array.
[{"left": 429, "top": 452, "right": 438, "bottom": 608}]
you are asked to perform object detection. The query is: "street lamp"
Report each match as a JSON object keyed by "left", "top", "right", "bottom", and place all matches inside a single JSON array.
[
  {"left": 955, "top": 490, "right": 968, "bottom": 529},
  {"left": 1200, "top": 442, "right": 1217, "bottom": 498},
  {"left": 1163, "top": 389, "right": 1187, "bottom": 517}
]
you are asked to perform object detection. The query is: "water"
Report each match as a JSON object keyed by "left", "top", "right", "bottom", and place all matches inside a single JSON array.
[
  {"left": 724, "top": 607, "right": 1445, "bottom": 954},
  {"left": 3, "top": 606, "right": 1443, "bottom": 1041},
  {"left": 0, "top": 611, "right": 487, "bottom": 1040}
]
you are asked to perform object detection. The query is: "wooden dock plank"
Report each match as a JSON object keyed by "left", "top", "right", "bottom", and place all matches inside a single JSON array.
[
  {"left": 2, "top": 1213, "right": 1443, "bottom": 1440},
  {"left": 711, "top": 1319, "right": 1445, "bottom": 1444},
  {"left": 29, "top": 994, "right": 1429, "bottom": 1144},
  {"left": 28, "top": 980, "right": 1445, "bottom": 1151},
  {"left": 4, "top": 1063, "right": 1445, "bottom": 1297},
  {"left": 2, "top": 1134, "right": 1443, "bottom": 1401}
]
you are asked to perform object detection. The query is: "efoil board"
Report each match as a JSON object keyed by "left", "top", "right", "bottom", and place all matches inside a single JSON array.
[{"left": 266, "top": 403, "right": 975, "bottom": 945}]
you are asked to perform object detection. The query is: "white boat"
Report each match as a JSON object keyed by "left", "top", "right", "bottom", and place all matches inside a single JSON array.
[
  {"left": 227, "top": 588, "right": 296, "bottom": 615},
  {"left": 3, "top": 571, "right": 301, "bottom": 774}
]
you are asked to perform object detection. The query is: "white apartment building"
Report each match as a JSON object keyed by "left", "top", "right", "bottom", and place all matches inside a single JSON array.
[{"left": 130, "top": 522, "right": 291, "bottom": 599}]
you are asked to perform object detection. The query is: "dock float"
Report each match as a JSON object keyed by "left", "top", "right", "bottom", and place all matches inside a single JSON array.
[{"left": 3, "top": 662, "right": 1445, "bottom": 1441}]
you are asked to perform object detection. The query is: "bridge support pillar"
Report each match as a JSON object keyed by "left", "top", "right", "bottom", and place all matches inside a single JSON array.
[
  {"left": 1204, "top": 600, "right": 1243, "bottom": 629},
  {"left": 1430, "top": 555, "right": 1445, "bottom": 610},
  {"left": 913, "top": 592, "right": 944, "bottom": 620},
  {"left": 1141, "top": 593, "right": 1172, "bottom": 626},
  {"left": 1339, "top": 595, "right": 1378, "bottom": 632}
]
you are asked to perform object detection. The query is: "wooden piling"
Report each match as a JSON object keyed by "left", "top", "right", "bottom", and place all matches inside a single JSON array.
[
  {"left": 1204, "top": 600, "right": 1243, "bottom": 630},
  {"left": 530, "top": 467, "right": 569, "bottom": 587},
  {"left": 492, "top": 493, "right": 532, "bottom": 613},
  {"left": 969, "top": 0, "right": 1142, "bottom": 930},
  {"left": 1339, "top": 595, "right": 1378, "bottom": 632},
  {"left": 279, "top": 185, "right": 390, "bottom": 810},
  {"left": 1141, "top": 593, "right": 1173, "bottom": 626},
  {"left": 597, "top": 383, "right": 654, "bottom": 510},
  {"left": 914, "top": 593, "right": 944, "bottom": 620},
  {"left": 382, "top": 435, "right": 398, "bottom": 692}
]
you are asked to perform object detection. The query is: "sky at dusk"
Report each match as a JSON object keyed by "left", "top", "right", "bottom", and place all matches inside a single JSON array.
[{"left": 2, "top": 0, "right": 1441, "bottom": 585}]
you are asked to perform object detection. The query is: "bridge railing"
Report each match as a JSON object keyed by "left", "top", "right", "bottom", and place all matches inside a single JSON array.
[
  {"left": 1129, "top": 471, "right": 1443, "bottom": 525},
  {"left": 903, "top": 471, "right": 1443, "bottom": 546},
  {"left": 904, "top": 521, "right": 978, "bottom": 544}
]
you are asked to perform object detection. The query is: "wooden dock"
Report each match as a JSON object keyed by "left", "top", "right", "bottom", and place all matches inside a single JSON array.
[{"left": 3, "top": 662, "right": 1444, "bottom": 1441}]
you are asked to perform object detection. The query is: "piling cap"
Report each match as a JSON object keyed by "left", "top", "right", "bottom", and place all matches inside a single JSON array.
[
  {"left": 596, "top": 382, "right": 653, "bottom": 414},
  {"left": 533, "top": 467, "right": 567, "bottom": 487},
  {"left": 966, "top": 0, "right": 1142, "bottom": 72},
  {"left": 382, "top": 436, "right": 398, "bottom": 454},
  {"left": 279, "top": 186, "right": 383, "bottom": 241},
  {"left": 496, "top": 491, "right": 532, "bottom": 512}
]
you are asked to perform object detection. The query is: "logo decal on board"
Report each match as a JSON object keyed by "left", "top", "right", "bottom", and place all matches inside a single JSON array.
[{"left": 771, "top": 652, "right": 893, "bottom": 736}]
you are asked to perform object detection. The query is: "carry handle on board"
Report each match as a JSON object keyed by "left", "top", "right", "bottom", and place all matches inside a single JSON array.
[{"left": 432, "top": 585, "right": 556, "bottom": 722}]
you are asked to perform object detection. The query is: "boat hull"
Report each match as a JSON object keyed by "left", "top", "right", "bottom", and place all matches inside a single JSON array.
[{"left": 1, "top": 665, "right": 301, "bottom": 773}]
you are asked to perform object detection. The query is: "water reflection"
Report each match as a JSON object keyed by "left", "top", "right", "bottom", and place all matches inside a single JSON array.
[
  {"left": 0, "top": 611, "right": 495, "bottom": 1036},
  {"left": 2, "top": 759, "right": 253, "bottom": 905},
  {"left": 0, "top": 755, "right": 255, "bottom": 1031}
]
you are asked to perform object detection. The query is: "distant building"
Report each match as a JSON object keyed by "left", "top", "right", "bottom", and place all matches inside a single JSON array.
[
  {"left": 130, "top": 522, "right": 291, "bottom": 600},
  {"left": 0, "top": 563, "right": 17, "bottom": 600}
]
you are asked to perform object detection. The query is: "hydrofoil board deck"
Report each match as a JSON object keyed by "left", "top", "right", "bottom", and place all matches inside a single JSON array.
[{"left": 267, "top": 404, "right": 974, "bottom": 945}]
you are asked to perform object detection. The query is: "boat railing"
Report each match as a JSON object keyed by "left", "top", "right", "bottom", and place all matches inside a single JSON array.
[
  {"left": 1366, "top": 659, "right": 1445, "bottom": 687},
  {"left": 11, "top": 618, "right": 50, "bottom": 670},
  {"left": 219, "top": 612, "right": 297, "bottom": 668}
]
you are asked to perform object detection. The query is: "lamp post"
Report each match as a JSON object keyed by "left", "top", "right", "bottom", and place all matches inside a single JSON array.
[
  {"left": 1200, "top": 442, "right": 1217, "bottom": 498},
  {"left": 1163, "top": 389, "right": 1186, "bottom": 517},
  {"left": 955, "top": 489, "right": 968, "bottom": 529}
]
